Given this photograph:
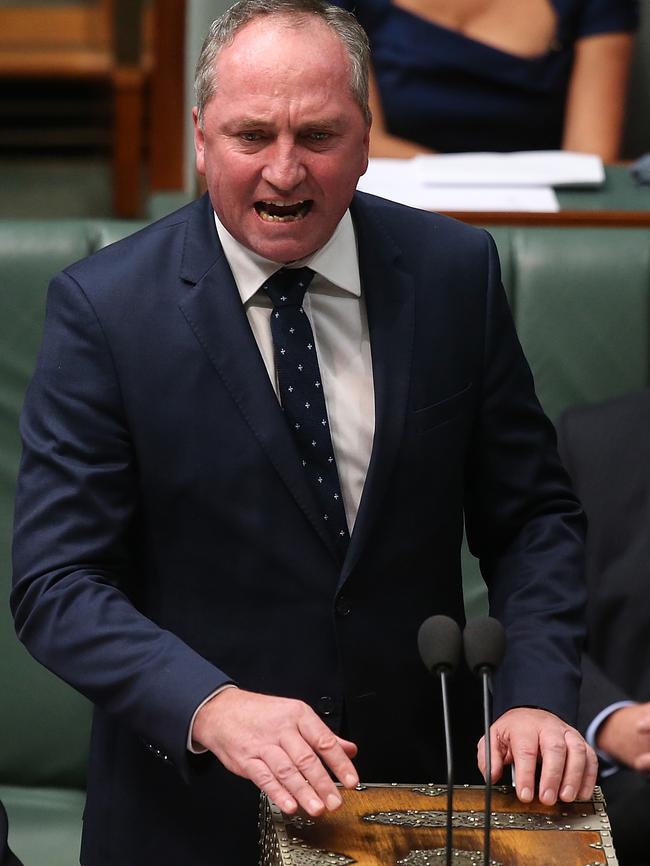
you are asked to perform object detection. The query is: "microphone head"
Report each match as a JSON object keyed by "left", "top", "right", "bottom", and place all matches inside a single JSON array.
[
  {"left": 463, "top": 616, "right": 506, "bottom": 675},
  {"left": 418, "top": 615, "right": 462, "bottom": 675}
]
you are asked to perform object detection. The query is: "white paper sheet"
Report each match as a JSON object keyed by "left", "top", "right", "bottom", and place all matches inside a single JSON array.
[
  {"left": 357, "top": 159, "right": 560, "bottom": 212},
  {"left": 412, "top": 150, "right": 605, "bottom": 188}
]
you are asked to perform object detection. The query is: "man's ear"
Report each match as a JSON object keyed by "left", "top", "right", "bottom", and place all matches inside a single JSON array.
[
  {"left": 360, "top": 118, "right": 371, "bottom": 176},
  {"left": 192, "top": 106, "right": 206, "bottom": 175}
]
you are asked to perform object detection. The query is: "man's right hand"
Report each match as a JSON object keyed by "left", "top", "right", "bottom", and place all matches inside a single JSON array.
[
  {"left": 597, "top": 702, "right": 650, "bottom": 770},
  {"left": 192, "top": 688, "right": 359, "bottom": 815}
]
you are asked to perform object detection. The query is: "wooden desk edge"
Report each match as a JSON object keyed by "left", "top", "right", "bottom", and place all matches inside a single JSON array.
[{"left": 444, "top": 209, "right": 650, "bottom": 227}]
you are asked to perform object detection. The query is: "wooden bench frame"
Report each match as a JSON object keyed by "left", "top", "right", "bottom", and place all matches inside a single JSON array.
[{"left": 0, "top": 1, "right": 149, "bottom": 217}]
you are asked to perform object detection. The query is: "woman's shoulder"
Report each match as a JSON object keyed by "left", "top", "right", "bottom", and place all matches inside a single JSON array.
[{"left": 554, "top": 0, "right": 639, "bottom": 38}]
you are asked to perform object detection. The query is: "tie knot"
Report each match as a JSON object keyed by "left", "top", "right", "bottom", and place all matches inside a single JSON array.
[{"left": 263, "top": 267, "right": 315, "bottom": 308}]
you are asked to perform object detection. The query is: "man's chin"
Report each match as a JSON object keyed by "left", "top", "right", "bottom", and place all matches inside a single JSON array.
[{"left": 243, "top": 223, "right": 323, "bottom": 264}]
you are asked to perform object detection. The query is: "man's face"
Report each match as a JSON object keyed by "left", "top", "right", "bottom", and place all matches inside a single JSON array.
[{"left": 193, "top": 15, "right": 370, "bottom": 263}]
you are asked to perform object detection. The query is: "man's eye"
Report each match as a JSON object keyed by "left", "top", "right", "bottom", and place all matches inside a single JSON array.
[
  {"left": 306, "top": 132, "right": 330, "bottom": 142},
  {"left": 240, "top": 132, "right": 263, "bottom": 142}
]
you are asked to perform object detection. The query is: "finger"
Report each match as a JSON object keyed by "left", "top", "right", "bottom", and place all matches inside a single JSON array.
[
  {"left": 509, "top": 731, "right": 540, "bottom": 803},
  {"left": 488, "top": 726, "right": 508, "bottom": 784},
  {"left": 298, "top": 717, "right": 359, "bottom": 789},
  {"left": 633, "top": 751, "right": 650, "bottom": 773},
  {"left": 557, "top": 729, "right": 588, "bottom": 802},
  {"left": 636, "top": 717, "right": 650, "bottom": 734},
  {"left": 246, "top": 755, "right": 299, "bottom": 815},
  {"left": 537, "top": 728, "right": 568, "bottom": 805},
  {"left": 260, "top": 743, "right": 328, "bottom": 816},
  {"left": 576, "top": 743, "right": 599, "bottom": 800},
  {"left": 476, "top": 731, "right": 504, "bottom": 784},
  {"left": 280, "top": 729, "right": 345, "bottom": 811},
  {"left": 476, "top": 734, "right": 488, "bottom": 780},
  {"left": 336, "top": 736, "right": 359, "bottom": 760}
]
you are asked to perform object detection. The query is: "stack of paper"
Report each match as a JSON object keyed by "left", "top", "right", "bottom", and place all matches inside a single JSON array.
[{"left": 356, "top": 151, "right": 605, "bottom": 213}]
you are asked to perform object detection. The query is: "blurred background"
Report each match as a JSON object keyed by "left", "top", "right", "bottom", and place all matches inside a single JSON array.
[{"left": 0, "top": 0, "right": 648, "bottom": 220}]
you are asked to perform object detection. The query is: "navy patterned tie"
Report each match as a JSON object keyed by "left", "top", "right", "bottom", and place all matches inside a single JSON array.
[{"left": 263, "top": 267, "right": 349, "bottom": 559}]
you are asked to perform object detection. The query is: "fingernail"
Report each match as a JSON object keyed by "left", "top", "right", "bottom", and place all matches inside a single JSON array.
[
  {"left": 309, "top": 798, "right": 322, "bottom": 813},
  {"left": 561, "top": 785, "right": 575, "bottom": 801},
  {"left": 326, "top": 793, "right": 342, "bottom": 810},
  {"left": 345, "top": 774, "right": 358, "bottom": 788},
  {"left": 542, "top": 788, "right": 556, "bottom": 805},
  {"left": 283, "top": 798, "right": 296, "bottom": 813},
  {"left": 520, "top": 787, "right": 532, "bottom": 802}
]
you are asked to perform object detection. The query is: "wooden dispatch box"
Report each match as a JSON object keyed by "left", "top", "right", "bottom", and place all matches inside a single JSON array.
[{"left": 259, "top": 783, "right": 617, "bottom": 866}]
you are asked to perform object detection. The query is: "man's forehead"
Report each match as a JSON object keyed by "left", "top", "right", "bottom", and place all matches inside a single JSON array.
[{"left": 218, "top": 13, "right": 344, "bottom": 66}]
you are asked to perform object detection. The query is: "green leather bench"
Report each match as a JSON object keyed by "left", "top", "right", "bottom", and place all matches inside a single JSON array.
[
  {"left": 1, "top": 219, "right": 649, "bottom": 864},
  {"left": 0, "top": 220, "right": 145, "bottom": 866}
]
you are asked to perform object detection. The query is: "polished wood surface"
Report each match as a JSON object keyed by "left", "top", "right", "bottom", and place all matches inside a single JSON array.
[{"left": 265, "top": 784, "right": 612, "bottom": 866}]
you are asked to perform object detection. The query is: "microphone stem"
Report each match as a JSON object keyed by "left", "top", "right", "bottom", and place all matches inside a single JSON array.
[
  {"left": 440, "top": 669, "right": 453, "bottom": 866},
  {"left": 481, "top": 669, "right": 491, "bottom": 866}
]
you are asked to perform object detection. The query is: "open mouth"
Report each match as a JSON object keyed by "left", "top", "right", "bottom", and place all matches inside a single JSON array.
[{"left": 255, "top": 200, "right": 312, "bottom": 222}]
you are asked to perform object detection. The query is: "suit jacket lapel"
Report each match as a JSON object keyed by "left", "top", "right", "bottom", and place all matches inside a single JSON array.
[
  {"left": 341, "top": 196, "right": 415, "bottom": 584},
  {"left": 177, "top": 196, "right": 342, "bottom": 563}
]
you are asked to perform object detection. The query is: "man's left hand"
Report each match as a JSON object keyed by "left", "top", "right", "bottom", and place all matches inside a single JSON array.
[{"left": 477, "top": 707, "right": 598, "bottom": 805}]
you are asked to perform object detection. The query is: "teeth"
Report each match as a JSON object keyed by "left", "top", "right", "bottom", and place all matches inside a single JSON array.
[
  {"left": 257, "top": 200, "right": 309, "bottom": 222},
  {"left": 261, "top": 200, "right": 304, "bottom": 208},
  {"left": 259, "top": 212, "right": 303, "bottom": 222}
]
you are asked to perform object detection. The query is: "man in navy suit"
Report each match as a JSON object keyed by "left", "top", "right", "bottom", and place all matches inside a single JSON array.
[{"left": 12, "top": 1, "right": 596, "bottom": 863}]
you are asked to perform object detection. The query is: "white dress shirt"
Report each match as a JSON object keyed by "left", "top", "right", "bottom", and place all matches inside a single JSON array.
[
  {"left": 188, "top": 209, "right": 375, "bottom": 751},
  {"left": 214, "top": 209, "right": 375, "bottom": 530}
]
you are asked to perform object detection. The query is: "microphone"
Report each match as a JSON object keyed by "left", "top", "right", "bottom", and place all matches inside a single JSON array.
[
  {"left": 418, "top": 615, "right": 462, "bottom": 866},
  {"left": 463, "top": 617, "right": 506, "bottom": 866}
]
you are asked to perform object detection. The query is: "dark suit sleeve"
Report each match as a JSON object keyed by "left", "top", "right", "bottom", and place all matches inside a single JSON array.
[
  {"left": 556, "top": 406, "right": 634, "bottom": 735},
  {"left": 464, "top": 233, "right": 587, "bottom": 724},
  {"left": 11, "top": 271, "right": 229, "bottom": 778}
]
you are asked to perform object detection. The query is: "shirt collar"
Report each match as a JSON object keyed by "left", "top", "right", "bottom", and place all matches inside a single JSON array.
[{"left": 213, "top": 210, "right": 360, "bottom": 305}]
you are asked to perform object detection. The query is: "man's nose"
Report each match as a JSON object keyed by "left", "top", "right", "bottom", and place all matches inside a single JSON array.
[{"left": 261, "top": 143, "right": 307, "bottom": 192}]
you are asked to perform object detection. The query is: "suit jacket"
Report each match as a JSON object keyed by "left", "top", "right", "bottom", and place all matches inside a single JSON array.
[
  {"left": 12, "top": 192, "right": 586, "bottom": 865},
  {"left": 556, "top": 390, "right": 650, "bottom": 734}
]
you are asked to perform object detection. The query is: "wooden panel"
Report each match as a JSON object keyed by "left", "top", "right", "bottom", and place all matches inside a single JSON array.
[
  {"left": 0, "top": 50, "right": 112, "bottom": 77},
  {"left": 148, "top": 0, "right": 186, "bottom": 190},
  {"left": 0, "top": 5, "right": 112, "bottom": 50},
  {"left": 112, "top": 66, "right": 145, "bottom": 217}
]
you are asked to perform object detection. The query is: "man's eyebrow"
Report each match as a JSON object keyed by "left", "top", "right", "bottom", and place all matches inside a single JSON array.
[
  {"left": 295, "top": 119, "right": 348, "bottom": 137},
  {"left": 224, "top": 117, "right": 274, "bottom": 131},
  {"left": 223, "top": 116, "right": 347, "bottom": 132}
]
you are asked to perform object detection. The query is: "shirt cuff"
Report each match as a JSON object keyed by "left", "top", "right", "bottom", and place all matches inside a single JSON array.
[
  {"left": 187, "top": 683, "right": 238, "bottom": 754},
  {"left": 585, "top": 700, "right": 636, "bottom": 778}
]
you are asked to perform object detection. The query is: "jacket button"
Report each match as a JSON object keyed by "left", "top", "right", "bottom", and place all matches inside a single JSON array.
[
  {"left": 318, "top": 695, "right": 334, "bottom": 716},
  {"left": 335, "top": 595, "right": 351, "bottom": 616}
]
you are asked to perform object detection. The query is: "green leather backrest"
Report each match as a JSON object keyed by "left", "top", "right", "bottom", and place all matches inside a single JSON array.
[
  {"left": 473, "top": 227, "right": 650, "bottom": 616},
  {"left": 510, "top": 228, "right": 650, "bottom": 421},
  {"left": 0, "top": 220, "right": 145, "bottom": 789},
  {"left": 1, "top": 220, "right": 649, "bottom": 784}
]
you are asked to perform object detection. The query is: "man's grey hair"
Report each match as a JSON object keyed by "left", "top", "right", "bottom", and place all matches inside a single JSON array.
[{"left": 194, "top": 0, "right": 371, "bottom": 127}]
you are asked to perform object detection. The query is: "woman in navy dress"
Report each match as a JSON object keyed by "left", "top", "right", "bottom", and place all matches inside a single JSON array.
[{"left": 331, "top": 0, "right": 638, "bottom": 158}]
